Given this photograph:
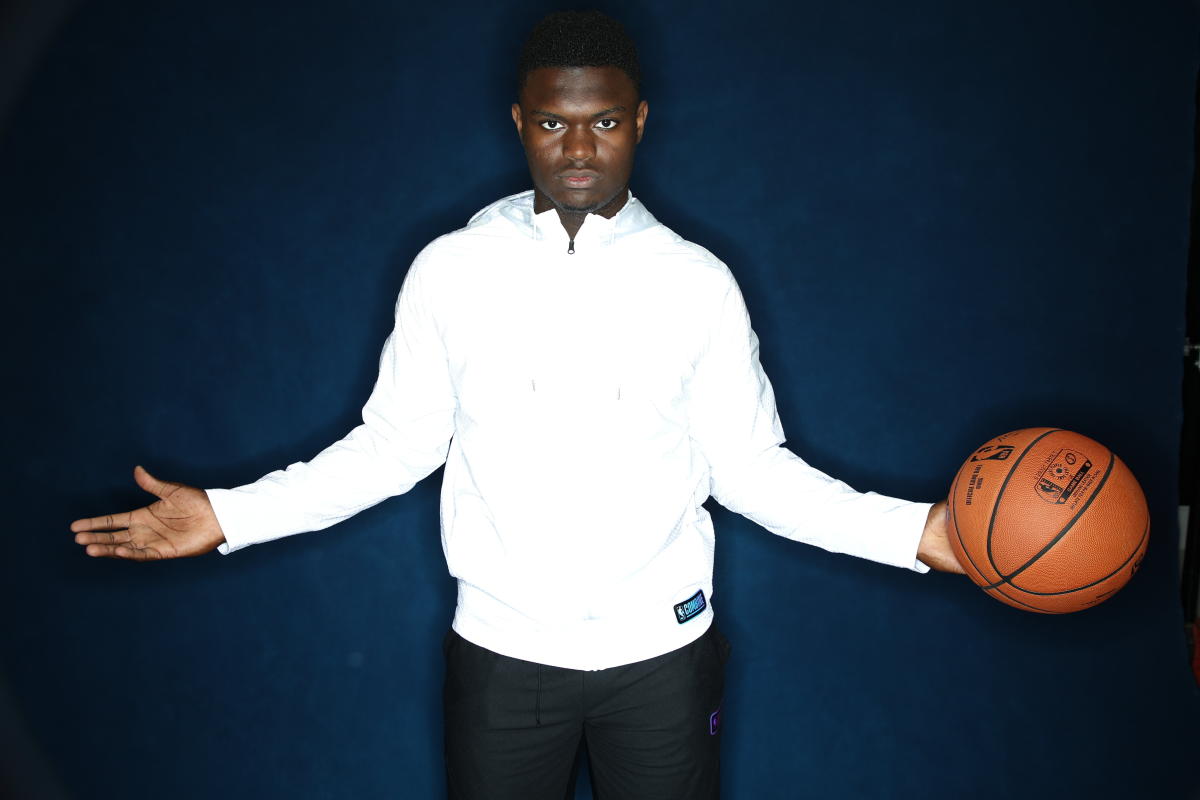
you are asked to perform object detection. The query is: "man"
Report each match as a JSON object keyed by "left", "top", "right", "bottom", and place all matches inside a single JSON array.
[{"left": 72, "top": 11, "right": 963, "bottom": 799}]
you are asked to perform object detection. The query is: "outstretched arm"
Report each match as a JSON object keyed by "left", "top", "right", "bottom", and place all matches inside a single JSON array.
[
  {"left": 690, "top": 271, "right": 966, "bottom": 574},
  {"left": 204, "top": 249, "right": 457, "bottom": 553},
  {"left": 71, "top": 465, "right": 226, "bottom": 560},
  {"left": 73, "top": 245, "right": 457, "bottom": 559}
]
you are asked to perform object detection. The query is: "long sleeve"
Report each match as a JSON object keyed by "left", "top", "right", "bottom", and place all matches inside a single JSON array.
[
  {"left": 687, "top": 273, "right": 931, "bottom": 572},
  {"left": 208, "top": 251, "right": 457, "bottom": 554}
]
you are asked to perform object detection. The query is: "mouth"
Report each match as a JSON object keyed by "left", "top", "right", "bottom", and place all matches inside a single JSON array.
[{"left": 559, "top": 171, "right": 600, "bottom": 188}]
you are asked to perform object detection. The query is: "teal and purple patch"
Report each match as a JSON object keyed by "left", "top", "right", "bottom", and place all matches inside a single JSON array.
[{"left": 673, "top": 589, "right": 706, "bottom": 624}]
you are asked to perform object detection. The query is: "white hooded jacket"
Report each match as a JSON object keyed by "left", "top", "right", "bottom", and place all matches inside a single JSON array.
[{"left": 207, "top": 191, "right": 931, "bottom": 670}]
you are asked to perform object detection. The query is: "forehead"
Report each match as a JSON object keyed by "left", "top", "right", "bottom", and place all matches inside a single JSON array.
[{"left": 519, "top": 66, "right": 638, "bottom": 111}]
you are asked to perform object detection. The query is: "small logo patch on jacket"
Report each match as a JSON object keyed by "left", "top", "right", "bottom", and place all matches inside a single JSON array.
[{"left": 674, "top": 590, "right": 706, "bottom": 624}]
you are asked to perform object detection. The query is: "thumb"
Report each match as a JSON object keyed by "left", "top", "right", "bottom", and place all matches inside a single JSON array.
[{"left": 133, "top": 465, "right": 172, "bottom": 499}]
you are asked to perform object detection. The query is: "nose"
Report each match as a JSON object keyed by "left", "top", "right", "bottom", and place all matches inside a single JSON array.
[{"left": 562, "top": 125, "right": 595, "bottom": 162}]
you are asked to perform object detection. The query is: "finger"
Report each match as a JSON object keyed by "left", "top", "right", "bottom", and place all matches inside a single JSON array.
[
  {"left": 84, "top": 543, "right": 163, "bottom": 561},
  {"left": 133, "top": 465, "right": 174, "bottom": 500},
  {"left": 74, "top": 530, "right": 133, "bottom": 546},
  {"left": 70, "top": 511, "right": 136, "bottom": 533}
]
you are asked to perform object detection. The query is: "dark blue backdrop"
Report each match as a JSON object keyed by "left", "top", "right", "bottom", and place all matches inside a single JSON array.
[{"left": 2, "top": 1, "right": 1198, "bottom": 798}]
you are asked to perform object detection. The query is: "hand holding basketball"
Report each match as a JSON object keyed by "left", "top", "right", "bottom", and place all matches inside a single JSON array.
[{"left": 917, "top": 501, "right": 966, "bottom": 573}]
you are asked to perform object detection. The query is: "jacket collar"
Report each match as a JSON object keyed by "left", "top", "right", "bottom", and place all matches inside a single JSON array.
[{"left": 467, "top": 190, "right": 658, "bottom": 249}]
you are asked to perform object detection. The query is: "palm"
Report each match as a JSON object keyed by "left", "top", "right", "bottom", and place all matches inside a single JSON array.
[{"left": 72, "top": 466, "right": 225, "bottom": 560}]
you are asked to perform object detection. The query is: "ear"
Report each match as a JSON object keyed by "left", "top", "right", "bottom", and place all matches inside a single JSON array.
[
  {"left": 511, "top": 103, "right": 524, "bottom": 138},
  {"left": 634, "top": 100, "right": 649, "bottom": 144}
]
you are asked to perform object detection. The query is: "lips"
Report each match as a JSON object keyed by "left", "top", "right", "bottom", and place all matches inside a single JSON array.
[{"left": 559, "top": 171, "right": 599, "bottom": 188}]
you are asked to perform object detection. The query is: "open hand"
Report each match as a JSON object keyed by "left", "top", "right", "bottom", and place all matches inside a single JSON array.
[{"left": 71, "top": 466, "right": 225, "bottom": 560}]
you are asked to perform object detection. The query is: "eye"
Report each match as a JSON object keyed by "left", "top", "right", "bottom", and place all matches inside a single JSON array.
[
  {"left": 539, "top": 120, "right": 564, "bottom": 131},
  {"left": 595, "top": 118, "right": 618, "bottom": 130}
]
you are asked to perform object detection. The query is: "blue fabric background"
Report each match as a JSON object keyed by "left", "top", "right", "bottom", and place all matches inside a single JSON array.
[{"left": 2, "top": 1, "right": 1197, "bottom": 797}]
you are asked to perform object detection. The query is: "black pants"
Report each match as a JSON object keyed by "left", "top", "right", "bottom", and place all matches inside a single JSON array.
[{"left": 443, "top": 625, "right": 731, "bottom": 800}]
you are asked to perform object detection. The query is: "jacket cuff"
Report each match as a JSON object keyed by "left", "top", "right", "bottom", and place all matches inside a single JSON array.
[
  {"left": 206, "top": 487, "right": 270, "bottom": 555},
  {"left": 902, "top": 500, "right": 933, "bottom": 573}
]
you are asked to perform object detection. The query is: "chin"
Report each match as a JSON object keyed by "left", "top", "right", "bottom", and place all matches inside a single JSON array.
[
  {"left": 553, "top": 190, "right": 619, "bottom": 216},
  {"left": 556, "top": 201, "right": 604, "bottom": 214}
]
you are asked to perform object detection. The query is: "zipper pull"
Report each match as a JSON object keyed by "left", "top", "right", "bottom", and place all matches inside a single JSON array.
[{"left": 567, "top": 238, "right": 575, "bottom": 254}]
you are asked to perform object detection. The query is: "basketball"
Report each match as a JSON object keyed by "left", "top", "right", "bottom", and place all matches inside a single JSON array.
[{"left": 947, "top": 428, "right": 1149, "bottom": 613}]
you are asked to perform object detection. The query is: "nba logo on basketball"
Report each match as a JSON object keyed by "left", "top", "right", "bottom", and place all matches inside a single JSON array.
[{"left": 970, "top": 444, "right": 1014, "bottom": 462}]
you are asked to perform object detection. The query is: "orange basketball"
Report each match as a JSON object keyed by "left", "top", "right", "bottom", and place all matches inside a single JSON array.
[{"left": 948, "top": 428, "right": 1149, "bottom": 613}]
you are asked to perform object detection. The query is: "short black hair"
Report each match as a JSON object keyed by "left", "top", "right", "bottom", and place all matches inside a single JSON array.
[{"left": 516, "top": 10, "right": 641, "bottom": 99}]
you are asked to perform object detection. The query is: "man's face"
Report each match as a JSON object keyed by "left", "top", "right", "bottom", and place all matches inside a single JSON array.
[{"left": 511, "top": 66, "right": 648, "bottom": 219}]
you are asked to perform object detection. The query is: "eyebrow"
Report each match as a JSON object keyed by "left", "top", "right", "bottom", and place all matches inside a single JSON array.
[{"left": 530, "top": 105, "right": 627, "bottom": 120}]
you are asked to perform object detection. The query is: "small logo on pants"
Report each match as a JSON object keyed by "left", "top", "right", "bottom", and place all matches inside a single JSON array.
[{"left": 709, "top": 706, "right": 721, "bottom": 735}]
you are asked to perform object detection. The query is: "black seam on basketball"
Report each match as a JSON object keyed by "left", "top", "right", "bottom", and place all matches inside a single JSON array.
[
  {"left": 984, "top": 451, "right": 1115, "bottom": 590},
  {"left": 1006, "top": 517, "right": 1148, "bottom": 596},
  {"left": 987, "top": 584, "right": 1053, "bottom": 613},
  {"left": 984, "top": 429, "right": 1062, "bottom": 580},
  {"left": 949, "top": 464, "right": 1000, "bottom": 586}
]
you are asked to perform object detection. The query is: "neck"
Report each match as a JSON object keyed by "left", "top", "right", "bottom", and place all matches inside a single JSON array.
[
  {"left": 553, "top": 207, "right": 588, "bottom": 241},
  {"left": 532, "top": 188, "right": 629, "bottom": 241}
]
